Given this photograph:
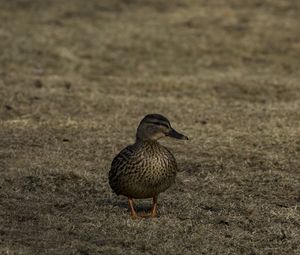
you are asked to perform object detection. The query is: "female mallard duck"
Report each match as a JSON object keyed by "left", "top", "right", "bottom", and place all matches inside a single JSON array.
[{"left": 109, "top": 114, "right": 188, "bottom": 218}]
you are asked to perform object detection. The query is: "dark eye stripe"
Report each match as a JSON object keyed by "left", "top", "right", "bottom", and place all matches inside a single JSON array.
[{"left": 145, "top": 120, "right": 170, "bottom": 128}]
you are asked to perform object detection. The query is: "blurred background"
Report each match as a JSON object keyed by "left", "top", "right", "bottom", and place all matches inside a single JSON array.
[{"left": 0, "top": 1, "right": 299, "bottom": 254}]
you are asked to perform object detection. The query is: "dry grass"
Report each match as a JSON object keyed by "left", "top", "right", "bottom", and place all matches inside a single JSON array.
[{"left": 0, "top": 0, "right": 300, "bottom": 254}]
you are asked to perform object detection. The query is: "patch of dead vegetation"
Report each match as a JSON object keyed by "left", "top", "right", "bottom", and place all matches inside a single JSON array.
[{"left": 0, "top": 0, "right": 300, "bottom": 254}]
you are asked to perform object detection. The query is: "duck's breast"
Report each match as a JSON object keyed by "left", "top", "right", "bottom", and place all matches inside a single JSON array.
[{"left": 136, "top": 145, "right": 177, "bottom": 193}]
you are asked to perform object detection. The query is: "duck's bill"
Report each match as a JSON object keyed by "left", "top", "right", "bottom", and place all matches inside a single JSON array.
[{"left": 167, "top": 129, "right": 188, "bottom": 140}]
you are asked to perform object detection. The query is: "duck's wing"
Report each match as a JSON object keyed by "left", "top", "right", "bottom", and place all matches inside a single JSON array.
[{"left": 108, "top": 144, "right": 136, "bottom": 182}]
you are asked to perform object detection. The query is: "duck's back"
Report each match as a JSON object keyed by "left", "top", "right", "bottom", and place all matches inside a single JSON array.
[{"left": 109, "top": 141, "right": 177, "bottom": 199}]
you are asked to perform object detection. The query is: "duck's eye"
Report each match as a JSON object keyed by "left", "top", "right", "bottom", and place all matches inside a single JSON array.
[{"left": 145, "top": 120, "right": 170, "bottom": 129}]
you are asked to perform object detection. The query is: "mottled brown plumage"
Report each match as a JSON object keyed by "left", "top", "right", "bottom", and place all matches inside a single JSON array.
[{"left": 109, "top": 114, "right": 188, "bottom": 218}]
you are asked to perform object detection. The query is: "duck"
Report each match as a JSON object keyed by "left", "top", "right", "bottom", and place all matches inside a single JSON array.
[{"left": 109, "top": 114, "right": 188, "bottom": 219}]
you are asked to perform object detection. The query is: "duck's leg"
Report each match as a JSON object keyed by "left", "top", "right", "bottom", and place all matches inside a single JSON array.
[
  {"left": 150, "top": 195, "right": 158, "bottom": 218},
  {"left": 128, "top": 196, "right": 138, "bottom": 219}
]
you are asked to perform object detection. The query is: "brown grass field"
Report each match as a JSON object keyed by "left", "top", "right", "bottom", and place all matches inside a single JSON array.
[{"left": 0, "top": 0, "right": 300, "bottom": 254}]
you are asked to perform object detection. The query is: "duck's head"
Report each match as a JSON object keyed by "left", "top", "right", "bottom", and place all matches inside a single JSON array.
[{"left": 136, "top": 114, "right": 188, "bottom": 141}]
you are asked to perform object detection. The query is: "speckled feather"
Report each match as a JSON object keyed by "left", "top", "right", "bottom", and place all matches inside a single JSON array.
[{"left": 109, "top": 140, "right": 177, "bottom": 199}]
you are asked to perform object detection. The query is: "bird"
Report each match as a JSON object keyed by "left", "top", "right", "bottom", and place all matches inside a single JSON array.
[{"left": 109, "top": 113, "right": 188, "bottom": 219}]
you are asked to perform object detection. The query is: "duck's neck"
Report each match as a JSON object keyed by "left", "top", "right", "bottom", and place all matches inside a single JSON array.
[{"left": 135, "top": 137, "right": 160, "bottom": 146}]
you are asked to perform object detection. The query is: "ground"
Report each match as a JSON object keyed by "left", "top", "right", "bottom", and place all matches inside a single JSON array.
[{"left": 0, "top": 0, "right": 300, "bottom": 254}]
